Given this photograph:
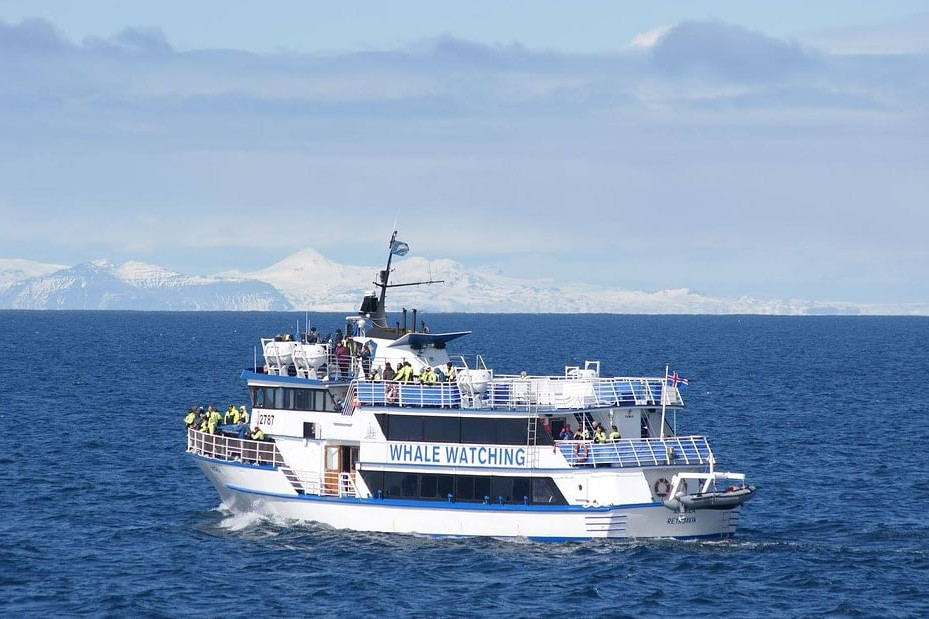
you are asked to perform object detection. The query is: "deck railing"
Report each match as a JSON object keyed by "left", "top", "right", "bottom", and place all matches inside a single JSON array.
[
  {"left": 187, "top": 428, "right": 285, "bottom": 467},
  {"left": 555, "top": 436, "right": 712, "bottom": 468},
  {"left": 352, "top": 376, "right": 682, "bottom": 412}
]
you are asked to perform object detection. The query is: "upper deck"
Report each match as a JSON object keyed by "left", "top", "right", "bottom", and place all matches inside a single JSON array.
[{"left": 351, "top": 373, "right": 683, "bottom": 413}]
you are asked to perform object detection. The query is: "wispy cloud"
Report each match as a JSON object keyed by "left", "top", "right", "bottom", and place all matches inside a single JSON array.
[{"left": 0, "top": 17, "right": 927, "bottom": 305}]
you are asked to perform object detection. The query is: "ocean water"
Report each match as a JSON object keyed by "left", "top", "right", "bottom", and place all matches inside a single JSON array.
[{"left": 1, "top": 311, "right": 927, "bottom": 617}]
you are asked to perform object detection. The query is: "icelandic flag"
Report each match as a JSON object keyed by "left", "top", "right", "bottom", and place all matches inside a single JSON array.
[
  {"left": 667, "top": 370, "right": 689, "bottom": 388},
  {"left": 390, "top": 239, "right": 410, "bottom": 256}
]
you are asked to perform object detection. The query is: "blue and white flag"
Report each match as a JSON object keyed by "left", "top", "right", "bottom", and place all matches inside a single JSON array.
[
  {"left": 390, "top": 240, "right": 410, "bottom": 256},
  {"left": 666, "top": 370, "right": 689, "bottom": 388}
]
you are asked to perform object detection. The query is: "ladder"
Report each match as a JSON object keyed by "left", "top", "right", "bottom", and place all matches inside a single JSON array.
[{"left": 525, "top": 414, "right": 539, "bottom": 467}]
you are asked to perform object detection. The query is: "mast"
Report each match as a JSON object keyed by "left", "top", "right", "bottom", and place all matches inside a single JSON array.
[{"left": 363, "top": 230, "right": 444, "bottom": 335}]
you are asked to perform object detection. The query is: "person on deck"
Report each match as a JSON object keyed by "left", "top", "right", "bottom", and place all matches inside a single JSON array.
[
  {"left": 335, "top": 341, "right": 350, "bottom": 378},
  {"left": 395, "top": 361, "right": 413, "bottom": 382},
  {"left": 445, "top": 362, "right": 457, "bottom": 382},
  {"left": 609, "top": 425, "right": 621, "bottom": 441},
  {"left": 594, "top": 426, "right": 607, "bottom": 444},
  {"left": 251, "top": 426, "right": 265, "bottom": 441},
  {"left": 207, "top": 405, "right": 222, "bottom": 434},
  {"left": 559, "top": 425, "right": 574, "bottom": 441},
  {"left": 238, "top": 406, "right": 249, "bottom": 424},
  {"left": 306, "top": 327, "right": 319, "bottom": 344},
  {"left": 382, "top": 362, "right": 395, "bottom": 381},
  {"left": 224, "top": 404, "right": 237, "bottom": 425},
  {"left": 360, "top": 342, "right": 372, "bottom": 378},
  {"left": 184, "top": 407, "right": 196, "bottom": 428},
  {"left": 421, "top": 366, "right": 437, "bottom": 384}
]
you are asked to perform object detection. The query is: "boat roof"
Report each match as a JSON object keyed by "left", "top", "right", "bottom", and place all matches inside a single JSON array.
[{"left": 385, "top": 331, "right": 471, "bottom": 349}]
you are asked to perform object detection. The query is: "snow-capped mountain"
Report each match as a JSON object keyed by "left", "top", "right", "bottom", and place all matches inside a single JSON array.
[
  {"left": 2, "top": 251, "right": 927, "bottom": 314},
  {"left": 0, "top": 259, "right": 290, "bottom": 310}
]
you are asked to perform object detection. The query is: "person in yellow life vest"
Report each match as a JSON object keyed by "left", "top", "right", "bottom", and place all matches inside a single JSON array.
[
  {"left": 251, "top": 426, "right": 265, "bottom": 440},
  {"left": 609, "top": 425, "right": 621, "bottom": 441},
  {"left": 184, "top": 407, "right": 196, "bottom": 428},
  {"left": 395, "top": 362, "right": 412, "bottom": 382},
  {"left": 207, "top": 406, "right": 222, "bottom": 434},
  {"left": 238, "top": 406, "right": 249, "bottom": 424},
  {"left": 594, "top": 427, "right": 607, "bottom": 444},
  {"left": 445, "top": 362, "right": 457, "bottom": 382},
  {"left": 370, "top": 367, "right": 381, "bottom": 381},
  {"left": 224, "top": 404, "right": 237, "bottom": 425},
  {"left": 421, "top": 366, "right": 437, "bottom": 384}
]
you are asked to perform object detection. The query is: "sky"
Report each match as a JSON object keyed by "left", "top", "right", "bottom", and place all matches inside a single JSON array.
[{"left": 1, "top": 2, "right": 928, "bottom": 306}]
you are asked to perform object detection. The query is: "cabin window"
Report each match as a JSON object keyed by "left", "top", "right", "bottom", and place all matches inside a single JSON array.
[
  {"left": 424, "top": 416, "right": 459, "bottom": 442},
  {"left": 362, "top": 472, "right": 566, "bottom": 505},
  {"left": 460, "top": 418, "right": 496, "bottom": 444},
  {"left": 302, "top": 422, "right": 316, "bottom": 439},
  {"left": 250, "top": 387, "right": 338, "bottom": 412},
  {"left": 400, "top": 473, "right": 418, "bottom": 498},
  {"left": 496, "top": 419, "right": 526, "bottom": 445},
  {"left": 420, "top": 475, "right": 437, "bottom": 498},
  {"left": 532, "top": 478, "right": 561, "bottom": 504},
  {"left": 391, "top": 415, "right": 423, "bottom": 441}
]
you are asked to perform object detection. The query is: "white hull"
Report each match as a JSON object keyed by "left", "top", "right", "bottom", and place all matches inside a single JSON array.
[{"left": 195, "top": 457, "right": 740, "bottom": 541}]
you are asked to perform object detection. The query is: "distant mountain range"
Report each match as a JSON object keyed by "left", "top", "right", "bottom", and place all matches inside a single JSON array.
[{"left": 0, "top": 252, "right": 926, "bottom": 314}]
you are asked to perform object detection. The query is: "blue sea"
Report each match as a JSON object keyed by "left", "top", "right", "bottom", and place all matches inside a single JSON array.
[{"left": 2, "top": 311, "right": 927, "bottom": 617}]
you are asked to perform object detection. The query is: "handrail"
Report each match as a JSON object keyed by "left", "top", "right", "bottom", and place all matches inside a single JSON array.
[
  {"left": 350, "top": 376, "right": 682, "bottom": 412},
  {"left": 187, "top": 428, "right": 286, "bottom": 467},
  {"left": 555, "top": 436, "right": 713, "bottom": 468}
]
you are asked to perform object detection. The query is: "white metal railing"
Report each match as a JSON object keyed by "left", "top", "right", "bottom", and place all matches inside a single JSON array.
[
  {"left": 484, "top": 375, "right": 682, "bottom": 410},
  {"left": 555, "top": 436, "right": 712, "bottom": 468},
  {"left": 351, "top": 375, "right": 682, "bottom": 412},
  {"left": 282, "top": 469, "right": 358, "bottom": 498},
  {"left": 187, "top": 428, "right": 285, "bottom": 466}
]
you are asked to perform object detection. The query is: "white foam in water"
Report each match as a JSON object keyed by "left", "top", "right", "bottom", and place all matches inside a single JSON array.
[{"left": 217, "top": 508, "right": 268, "bottom": 532}]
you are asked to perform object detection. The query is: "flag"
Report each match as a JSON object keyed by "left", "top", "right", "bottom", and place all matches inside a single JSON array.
[
  {"left": 667, "top": 370, "right": 689, "bottom": 388},
  {"left": 390, "top": 240, "right": 410, "bottom": 256}
]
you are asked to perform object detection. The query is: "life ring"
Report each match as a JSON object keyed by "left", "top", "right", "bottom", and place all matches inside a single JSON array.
[
  {"left": 654, "top": 478, "right": 671, "bottom": 497},
  {"left": 573, "top": 442, "right": 589, "bottom": 464}
]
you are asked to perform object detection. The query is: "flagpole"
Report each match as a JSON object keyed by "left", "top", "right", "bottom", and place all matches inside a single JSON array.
[{"left": 660, "top": 363, "right": 669, "bottom": 439}]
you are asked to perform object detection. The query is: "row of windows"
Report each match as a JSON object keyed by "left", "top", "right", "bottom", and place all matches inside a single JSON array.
[
  {"left": 374, "top": 414, "right": 554, "bottom": 446},
  {"left": 360, "top": 471, "right": 567, "bottom": 505},
  {"left": 250, "top": 386, "right": 340, "bottom": 413}
]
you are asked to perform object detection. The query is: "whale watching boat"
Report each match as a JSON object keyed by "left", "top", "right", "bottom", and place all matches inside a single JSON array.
[{"left": 186, "top": 231, "right": 756, "bottom": 540}]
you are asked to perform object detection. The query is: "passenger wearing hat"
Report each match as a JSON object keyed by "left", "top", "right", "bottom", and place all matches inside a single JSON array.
[
  {"left": 251, "top": 426, "right": 265, "bottom": 441},
  {"left": 238, "top": 405, "right": 249, "bottom": 424}
]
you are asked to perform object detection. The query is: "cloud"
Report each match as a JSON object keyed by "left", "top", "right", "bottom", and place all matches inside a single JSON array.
[
  {"left": 0, "top": 17, "right": 69, "bottom": 54},
  {"left": 650, "top": 20, "right": 816, "bottom": 81},
  {"left": 0, "top": 16, "right": 927, "bottom": 305},
  {"left": 84, "top": 26, "right": 174, "bottom": 55}
]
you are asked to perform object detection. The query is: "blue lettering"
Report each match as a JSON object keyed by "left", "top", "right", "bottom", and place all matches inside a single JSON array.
[
  {"left": 478, "top": 446, "right": 487, "bottom": 465},
  {"left": 389, "top": 444, "right": 403, "bottom": 461},
  {"left": 402, "top": 444, "right": 413, "bottom": 461},
  {"left": 515, "top": 448, "right": 526, "bottom": 466},
  {"left": 445, "top": 445, "right": 459, "bottom": 463},
  {"left": 468, "top": 446, "right": 477, "bottom": 463},
  {"left": 488, "top": 448, "right": 498, "bottom": 465},
  {"left": 502, "top": 449, "right": 513, "bottom": 466},
  {"left": 432, "top": 445, "right": 440, "bottom": 463},
  {"left": 414, "top": 445, "right": 424, "bottom": 462}
]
